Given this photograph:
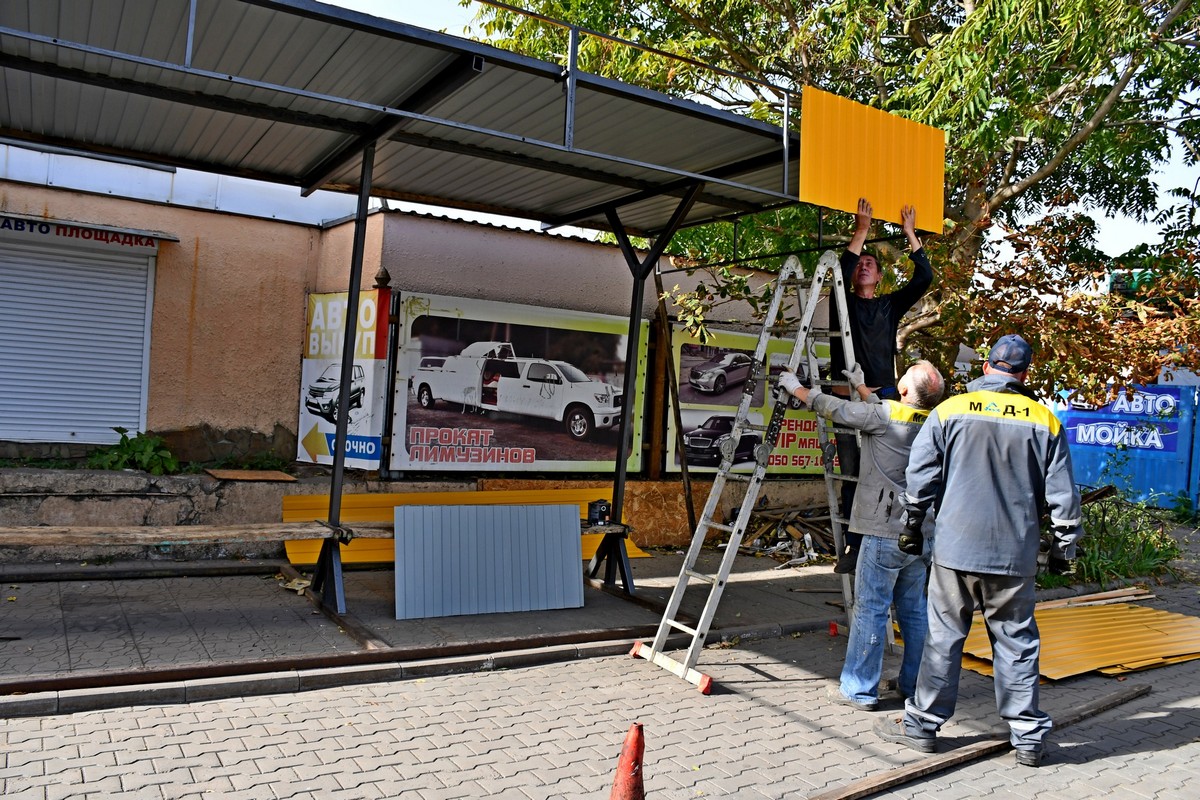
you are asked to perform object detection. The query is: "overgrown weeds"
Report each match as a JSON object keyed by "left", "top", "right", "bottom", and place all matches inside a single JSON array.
[
  {"left": 85, "top": 427, "right": 180, "bottom": 476},
  {"left": 1037, "top": 489, "right": 1184, "bottom": 589}
]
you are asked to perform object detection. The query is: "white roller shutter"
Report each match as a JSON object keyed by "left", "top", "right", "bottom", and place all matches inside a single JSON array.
[{"left": 0, "top": 239, "right": 154, "bottom": 444}]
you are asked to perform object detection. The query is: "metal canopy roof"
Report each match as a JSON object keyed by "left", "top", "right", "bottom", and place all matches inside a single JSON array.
[{"left": 0, "top": 0, "right": 802, "bottom": 236}]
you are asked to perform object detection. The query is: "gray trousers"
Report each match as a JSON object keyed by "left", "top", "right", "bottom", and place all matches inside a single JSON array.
[{"left": 903, "top": 563, "right": 1052, "bottom": 750}]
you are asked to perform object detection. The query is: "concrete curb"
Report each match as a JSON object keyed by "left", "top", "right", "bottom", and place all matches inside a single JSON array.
[
  {"left": 0, "top": 617, "right": 837, "bottom": 719},
  {"left": 0, "top": 637, "right": 645, "bottom": 718}
]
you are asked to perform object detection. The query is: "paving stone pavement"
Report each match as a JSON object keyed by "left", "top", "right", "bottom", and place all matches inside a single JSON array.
[{"left": 2, "top": 528, "right": 1199, "bottom": 798}]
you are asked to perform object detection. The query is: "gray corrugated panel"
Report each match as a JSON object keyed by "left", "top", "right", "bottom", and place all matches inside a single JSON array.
[
  {"left": 0, "top": 0, "right": 801, "bottom": 234},
  {"left": 394, "top": 504, "right": 584, "bottom": 620}
]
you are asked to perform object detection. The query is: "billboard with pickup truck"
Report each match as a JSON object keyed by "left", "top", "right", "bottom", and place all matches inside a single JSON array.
[{"left": 392, "top": 293, "right": 647, "bottom": 472}]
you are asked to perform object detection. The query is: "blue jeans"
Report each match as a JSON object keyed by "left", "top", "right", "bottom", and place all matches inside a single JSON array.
[{"left": 839, "top": 533, "right": 931, "bottom": 704}]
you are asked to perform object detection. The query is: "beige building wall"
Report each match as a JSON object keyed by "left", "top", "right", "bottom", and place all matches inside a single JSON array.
[
  {"left": 314, "top": 211, "right": 384, "bottom": 293},
  {"left": 1, "top": 183, "right": 320, "bottom": 458},
  {"left": 371, "top": 211, "right": 657, "bottom": 319}
]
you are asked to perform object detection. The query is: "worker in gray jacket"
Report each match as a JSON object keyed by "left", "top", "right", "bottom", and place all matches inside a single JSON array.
[
  {"left": 780, "top": 359, "right": 944, "bottom": 710},
  {"left": 874, "top": 334, "right": 1083, "bottom": 767}
]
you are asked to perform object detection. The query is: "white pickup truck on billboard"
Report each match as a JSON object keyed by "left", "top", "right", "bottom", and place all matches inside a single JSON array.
[{"left": 411, "top": 341, "right": 622, "bottom": 441}]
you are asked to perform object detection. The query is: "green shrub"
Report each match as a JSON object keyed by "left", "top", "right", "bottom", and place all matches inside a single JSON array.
[
  {"left": 1038, "top": 490, "right": 1183, "bottom": 589},
  {"left": 86, "top": 427, "right": 180, "bottom": 476}
]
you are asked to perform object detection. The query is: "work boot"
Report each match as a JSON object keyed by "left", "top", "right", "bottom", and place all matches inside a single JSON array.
[
  {"left": 834, "top": 544, "right": 860, "bottom": 574},
  {"left": 1015, "top": 747, "right": 1044, "bottom": 767},
  {"left": 873, "top": 717, "right": 936, "bottom": 754},
  {"left": 826, "top": 684, "right": 877, "bottom": 712}
]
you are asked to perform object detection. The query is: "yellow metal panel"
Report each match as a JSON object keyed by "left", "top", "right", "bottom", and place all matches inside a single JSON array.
[
  {"left": 281, "top": 488, "right": 650, "bottom": 565},
  {"left": 962, "top": 603, "right": 1200, "bottom": 680},
  {"left": 1099, "top": 652, "right": 1200, "bottom": 674},
  {"left": 799, "top": 86, "right": 945, "bottom": 230}
]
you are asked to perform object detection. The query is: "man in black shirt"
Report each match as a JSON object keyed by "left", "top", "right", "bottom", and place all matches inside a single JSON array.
[
  {"left": 828, "top": 198, "right": 933, "bottom": 572},
  {"left": 831, "top": 199, "right": 933, "bottom": 397}
]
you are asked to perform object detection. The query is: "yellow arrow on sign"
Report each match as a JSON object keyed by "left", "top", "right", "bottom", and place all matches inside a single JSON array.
[{"left": 301, "top": 424, "right": 330, "bottom": 461}]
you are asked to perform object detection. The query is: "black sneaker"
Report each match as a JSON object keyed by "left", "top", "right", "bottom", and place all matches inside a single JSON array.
[
  {"left": 826, "top": 684, "right": 877, "bottom": 712},
  {"left": 873, "top": 717, "right": 936, "bottom": 753},
  {"left": 834, "top": 545, "right": 860, "bottom": 574},
  {"left": 1015, "top": 748, "right": 1044, "bottom": 767}
]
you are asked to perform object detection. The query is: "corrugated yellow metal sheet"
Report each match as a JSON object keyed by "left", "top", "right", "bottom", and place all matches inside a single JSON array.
[
  {"left": 798, "top": 86, "right": 945, "bottom": 229},
  {"left": 962, "top": 603, "right": 1200, "bottom": 680},
  {"left": 281, "top": 488, "right": 651, "bottom": 565}
]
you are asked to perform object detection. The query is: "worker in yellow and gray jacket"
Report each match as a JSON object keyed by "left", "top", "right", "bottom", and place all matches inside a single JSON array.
[
  {"left": 874, "top": 334, "right": 1083, "bottom": 768},
  {"left": 780, "top": 359, "right": 944, "bottom": 711}
]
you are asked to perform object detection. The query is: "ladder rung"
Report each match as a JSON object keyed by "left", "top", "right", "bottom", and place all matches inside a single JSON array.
[
  {"left": 642, "top": 251, "right": 857, "bottom": 693},
  {"left": 632, "top": 643, "right": 714, "bottom": 693},
  {"left": 684, "top": 568, "right": 718, "bottom": 584},
  {"left": 666, "top": 618, "right": 699, "bottom": 636}
]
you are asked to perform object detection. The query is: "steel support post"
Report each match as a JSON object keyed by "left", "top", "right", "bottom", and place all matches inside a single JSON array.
[
  {"left": 586, "top": 181, "right": 703, "bottom": 591},
  {"left": 312, "top": 142, "right": 376, "bottom": 614}
]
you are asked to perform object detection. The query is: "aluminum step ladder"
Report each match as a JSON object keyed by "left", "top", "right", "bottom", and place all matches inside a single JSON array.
[{"left": 633, "top": 250, "right": 860, "bottom": 692}]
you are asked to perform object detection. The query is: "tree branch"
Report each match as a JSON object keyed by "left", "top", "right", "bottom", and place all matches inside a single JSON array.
[{"left": 989, "top": 0, "right": 1196, "bottom": 215}]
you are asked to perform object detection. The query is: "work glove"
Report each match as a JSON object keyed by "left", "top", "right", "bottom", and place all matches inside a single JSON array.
[
  {"left": 842, "top": 363, "right": 866, "bottom": 394},
  {"left": 778, "top": 370, "right": 802, "bottom": 396},
  {"left": 898, "top": 506, "right": 925, "bottom": 556},
  {"left": 1047, "top": 556, "right": 1075, "bottom": 577}
]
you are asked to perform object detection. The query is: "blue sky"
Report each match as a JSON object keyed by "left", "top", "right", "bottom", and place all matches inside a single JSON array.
[{"left": 325, "top": 1, "right": 477, "bottom": 34}]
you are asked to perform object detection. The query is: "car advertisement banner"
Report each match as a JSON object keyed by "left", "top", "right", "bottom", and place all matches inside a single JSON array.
[
  {"left": 297, "top": 288, "right": 390, "bottom": 470},
  {"left": 666, "top": 326, "right": 829, "bottom": 475},
  {"left": 391, "top": 293, "right": 647, "bottom": 473}
]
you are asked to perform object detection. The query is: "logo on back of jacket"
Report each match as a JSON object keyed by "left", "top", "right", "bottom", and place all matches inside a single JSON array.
[{"left": 970, "top": 400, "right": 1030, "bottom": 418}]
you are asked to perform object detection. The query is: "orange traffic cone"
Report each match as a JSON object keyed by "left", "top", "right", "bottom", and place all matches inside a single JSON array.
[{"left": 609, "top": 722, "right": 645, "bottom": 800}]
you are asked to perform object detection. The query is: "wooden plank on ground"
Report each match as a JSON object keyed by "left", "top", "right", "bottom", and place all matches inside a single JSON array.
[
  {"left": 1035, "top": 587, "right": 1152, "bottom": 609},
  {"left": 0, "top": 521, "right": 393, "bottom": 546},
  {"left": 204, "top": 469, "right": 296, "bottom": 481}
]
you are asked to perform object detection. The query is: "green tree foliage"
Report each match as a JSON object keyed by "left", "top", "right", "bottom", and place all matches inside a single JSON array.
[{"left": 471, "top": 0, "right": 1200, "bottom": 394}]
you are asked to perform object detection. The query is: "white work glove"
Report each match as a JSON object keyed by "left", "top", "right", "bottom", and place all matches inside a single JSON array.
[
  {"left": 778, "top": 370, "right": 802, "bottom": 395},
  {"left": 842, "top": 363, "right": 866, "bottom": 393}
]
